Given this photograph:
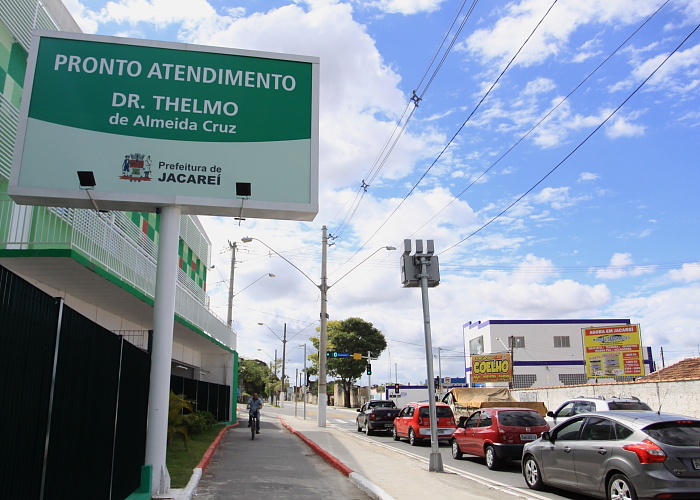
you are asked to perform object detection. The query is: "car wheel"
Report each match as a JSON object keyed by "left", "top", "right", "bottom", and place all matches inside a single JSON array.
[
  {"left": 392, "top": 426, "right": 401, "bottom": 441},
  {"left": 485, "top": 445, "right": 501, "bottom": 470},
  {"left": 451, "top": 439, "right": 463, "bottom": 460},
  {"left": 409, "top": 428, "right": 419, "bottom": 446},
  {"left": 608, "top": 473, "right": 638, "bottom": 500},
  {"left": 365, "top": 423, "right": 374, "bottom": 436},
  {"left": 523, "top": 455, "right": 544, "bottom": 490}
]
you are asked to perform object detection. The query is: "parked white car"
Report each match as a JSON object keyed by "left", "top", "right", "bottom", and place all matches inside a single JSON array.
[{"left": 546, "top": 396, "right": 652, "bottom": 427}]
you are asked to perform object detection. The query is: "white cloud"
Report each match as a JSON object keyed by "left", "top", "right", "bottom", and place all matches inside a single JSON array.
[
  {"left": 667, "top": 262, "right": 700, "bottom": 283},
  {"left": 86, "top": 0, "right": 235, "bottom": 40},
  {"left": 605, "top": 284, "right": 700, "bottom": 362},
  {"left": 63, "top": 0, "right": 99, "bottom": 33},
  {"left": 610, "top": 42, "right": 700, "bottom": 95},
  {"left": 606, "top": 114, "right": 646, "bottom": 138},
  {"left": 364, "top": 0, "right": 446, "bottom": 15},
  {"left": 531, "top": 186, "right": 588, "bottom": 209},
  {"left": 594, "top": 252, "right": 656, "bottom": 279},
  {"left": 578, "top": 172, "right": 599, "bottom": 181},
  {"left": 460, "top": 0, "right": 665, "bottom": 68}
]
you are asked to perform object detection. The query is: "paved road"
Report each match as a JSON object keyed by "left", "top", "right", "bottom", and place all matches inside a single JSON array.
[
  {"left": 277, "top": 402, "right": 582, "bottom": 500},
  {"left": 195, "top": 408, "right": 372, "bottom": 500}
]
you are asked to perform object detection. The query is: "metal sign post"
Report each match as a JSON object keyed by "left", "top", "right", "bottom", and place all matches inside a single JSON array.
[{"left": 401, "top": 239, "right": 442, "bottom": 472}]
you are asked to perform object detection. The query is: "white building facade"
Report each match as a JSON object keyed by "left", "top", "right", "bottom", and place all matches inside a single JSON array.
[{"left": 463, "top": 319, "right": 654, "bottom": 389}]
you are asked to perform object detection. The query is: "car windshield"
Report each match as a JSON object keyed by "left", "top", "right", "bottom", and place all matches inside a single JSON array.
[
  {"left": 498, "top": 411, "right": 547, "bottom": 427},
  {"left": 370, "top": 402, "right": 396, "bottom": 408},
  {"left": 607, "top": 401, "right": 652, "bottom": 411},
  {"left": 643, "top": 421, "right": 700, "bottom": 446},
  {"left": 419, "top": 406, "right": 453, "bottom": 418}
]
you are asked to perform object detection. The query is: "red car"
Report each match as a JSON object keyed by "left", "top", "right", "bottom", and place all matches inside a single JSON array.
[
  {"left": 451, "top": 408, "right": 549, "bottom": 470},
  {"left": 392, "top": 402, "right": 456, "bottom": 446}
]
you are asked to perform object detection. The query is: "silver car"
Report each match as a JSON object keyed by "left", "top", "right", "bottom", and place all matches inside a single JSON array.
[{"left": 522, "top": 411, "right": 700, "bottom": 499}]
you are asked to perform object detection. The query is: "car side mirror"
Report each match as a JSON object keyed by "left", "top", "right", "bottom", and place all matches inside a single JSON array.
[
  {"left": 541, "top": 431, "right": 552, "bottom": 441},
  {"left": 546, "top": 411, "right": 554, "bottom": 417},
  {"left": 356, "top": 408, "right": 361, "bottom": 412},
  {"left": 458, "top": 416, "right": 468, "bottom": 428}
]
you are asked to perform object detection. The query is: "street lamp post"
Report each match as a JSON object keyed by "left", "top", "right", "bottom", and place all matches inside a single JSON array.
[
  {"left": 259, "top": 322, "right": 287, "bottom": 407},
  {"left": 300, "top": 343, "right": 307, "bottom": 420},
  {"left": 242, "top": 232, "right": 395, "bottom": 427}
]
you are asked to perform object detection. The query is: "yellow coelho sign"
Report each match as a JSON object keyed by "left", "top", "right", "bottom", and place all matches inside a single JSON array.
[{"left": 471, "top": 353, "right": 512, "bottom": 383}]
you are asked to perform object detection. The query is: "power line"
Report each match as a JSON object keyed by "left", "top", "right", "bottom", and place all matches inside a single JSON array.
[
  {"left": 341, "top": 0, "right": 560, "bottom": 265},
  {"left": 407, "top": 0, "right": 671, "bottom": 242},
  {"left": 329, "top": 0, "right": 482, "bottom": 241},
  {"left": 439, "top": 19, "right": 700, "bottom": 256}
]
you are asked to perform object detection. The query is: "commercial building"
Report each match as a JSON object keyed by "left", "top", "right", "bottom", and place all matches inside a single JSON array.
[
  {"left": 0, "top": 0, "right": 236, "bottom": 407},
  {"left": 463, "top": 319, "right": 653, "bottom": 389}
]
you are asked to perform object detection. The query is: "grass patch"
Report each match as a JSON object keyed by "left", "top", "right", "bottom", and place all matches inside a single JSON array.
[{"left": 166, "top": 423, "right": 228, "bottom": 488}]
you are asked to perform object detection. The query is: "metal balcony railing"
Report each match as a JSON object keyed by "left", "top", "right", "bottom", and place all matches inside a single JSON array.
[
  {"left": 0, "top": 199, "right": 234, "bottom": 350},
  {"left": 0, "top": 94, "right": 19, "bottom": 180}
]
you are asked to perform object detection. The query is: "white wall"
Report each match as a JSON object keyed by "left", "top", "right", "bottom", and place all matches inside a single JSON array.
[{"left": 512, "top": 379, "right": 700, "bottom": 419}]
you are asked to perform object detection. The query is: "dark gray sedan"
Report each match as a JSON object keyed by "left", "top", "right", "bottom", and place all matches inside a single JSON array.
[{"left": 522, "top": 411, "right": 700, "bottom": 500}]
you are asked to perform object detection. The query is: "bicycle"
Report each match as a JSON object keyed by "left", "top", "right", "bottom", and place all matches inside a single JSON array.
[{"left": 249, "top": 410, "right": 260, "bottom": 440}]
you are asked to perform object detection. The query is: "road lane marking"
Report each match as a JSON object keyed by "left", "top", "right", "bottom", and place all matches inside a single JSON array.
[{"left": 333, "top": 426, "right": 553, "bottom": 500}]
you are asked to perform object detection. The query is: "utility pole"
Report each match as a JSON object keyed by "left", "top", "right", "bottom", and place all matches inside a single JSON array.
[
  {"left": 226, "top": 241, "right": 237, "bottom": 328},
  {"left": 318, "top": 225, "right": 328, "bottom": 427},
  {"left": 437, "top": 347, "right": 443, "bottom": 396},
  {"left": 660, "top": 347, "right": 665, "bottom": 369},
  {"left": 367, "top": 350, "right": 372, "bottom": 403},
  {"left": 508, "top": 336, "right": 515, "bottom": 390},
  {"left": 274, "top": 349, "right": 278, "bottom": 405},
  {"left": 302, "top": 343, "right": 307, "bottom": 420},
  {"left": 281, "top": 323, "right": 287, "bottom": 406}
]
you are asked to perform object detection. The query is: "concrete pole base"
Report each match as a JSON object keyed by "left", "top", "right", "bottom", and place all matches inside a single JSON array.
[{"left": 428, "top": 452, "right": 444, "bottom": 472}]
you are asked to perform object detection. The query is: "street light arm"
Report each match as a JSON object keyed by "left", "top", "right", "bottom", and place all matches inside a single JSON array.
[
  {"left": 258, "top": 323, "right": 283, "bottom": 342},
  {"left": 330, "top": 246, "right": 396, "bottom": 288},
  {"left": 242, "top": 237, "right": 319, "bottom": 289}
]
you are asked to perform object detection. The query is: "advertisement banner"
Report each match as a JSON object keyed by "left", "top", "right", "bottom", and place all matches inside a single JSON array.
[
  {"left": 582, "top": 324, "right": 644, "bottom": 377},
  {"left": 9, "top": 32, "right": 319, "bottom": 220},
  {"left": 471, "top": 353, "right": 512, "bottom": 383}
]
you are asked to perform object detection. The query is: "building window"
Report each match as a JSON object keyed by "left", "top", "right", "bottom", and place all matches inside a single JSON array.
[
  {"left": 554, "top": 336, "right": 571, "bottom": 348},
  {"left": 559, "top": 373, "right": 587, "bottom": 386},
  {"left": 513, "top": 374, "right": 537, "bottom": 389},
  {"left": 512, "top": 336, "right": 525, "bottom": 349},
  {"left": 469, "top": 336, "right": 484, "bottom": 355}
]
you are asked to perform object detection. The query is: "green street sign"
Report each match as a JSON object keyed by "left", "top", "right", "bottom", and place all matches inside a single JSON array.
[{"left": 9, "top": 32, "right": 319, "bottom": 220}]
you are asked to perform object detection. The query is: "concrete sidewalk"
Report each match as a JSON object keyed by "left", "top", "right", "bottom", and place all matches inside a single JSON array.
[{"left": 191, "top": 407, "right": 373, "bottom": 500}]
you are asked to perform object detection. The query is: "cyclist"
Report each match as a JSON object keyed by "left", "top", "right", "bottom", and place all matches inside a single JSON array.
[{"left": 247, "top": 392, "right": 263, "bottom": 434}]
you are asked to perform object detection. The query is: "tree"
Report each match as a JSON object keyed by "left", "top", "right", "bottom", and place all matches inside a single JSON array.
[
  {"left": 310, "top": 317, "right": 387, "bottom": 407},
  {"left": 239, "top": 358, "right": 273, "bottom": 397}
]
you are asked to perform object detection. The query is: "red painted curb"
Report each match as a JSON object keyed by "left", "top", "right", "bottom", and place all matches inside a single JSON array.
[
  {"left": 278, "top": 415, "right": 354, "bottom": 477},
  {"left": 197, "top": 422, "right": 238, "bottom": 472}
]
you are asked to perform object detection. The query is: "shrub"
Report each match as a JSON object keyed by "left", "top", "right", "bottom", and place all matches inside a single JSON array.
[{"left": 184, "top": 410, "right": 217, "bottom": 435}]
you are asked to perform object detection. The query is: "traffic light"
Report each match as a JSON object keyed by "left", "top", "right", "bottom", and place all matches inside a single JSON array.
[
  {"left": 326, "top": 350, "right": 336, "bottom": 358},
  {"left": 394, "top": 383, "right": 400, "bottom": 394},
  {"left": 366, "top": 363, "right": 372, "bottom": 375},
  {"left": 434, "top": 376, "right": 439, "bottom": 390}
]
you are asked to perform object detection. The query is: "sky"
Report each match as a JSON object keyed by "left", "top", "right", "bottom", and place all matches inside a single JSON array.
[{"left": 64, "top": 0, "right": 700, "bottom": 386}]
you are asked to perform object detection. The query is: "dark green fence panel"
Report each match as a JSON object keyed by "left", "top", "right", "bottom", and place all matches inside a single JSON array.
[
  {"left": 112, "top": 340, "right": 150, "bottom": 500},
  {"left": 0, "top": 266, "right": 60, "bottom": 499},
  {"left": 0, "top": 265, "right": 151, "bottom": 500},
  {"left": 43, "top": 306, "right": 122, "bottom": 499},
  {"left": 170, "top": 375, "right": 230, "bottom": 421}
]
